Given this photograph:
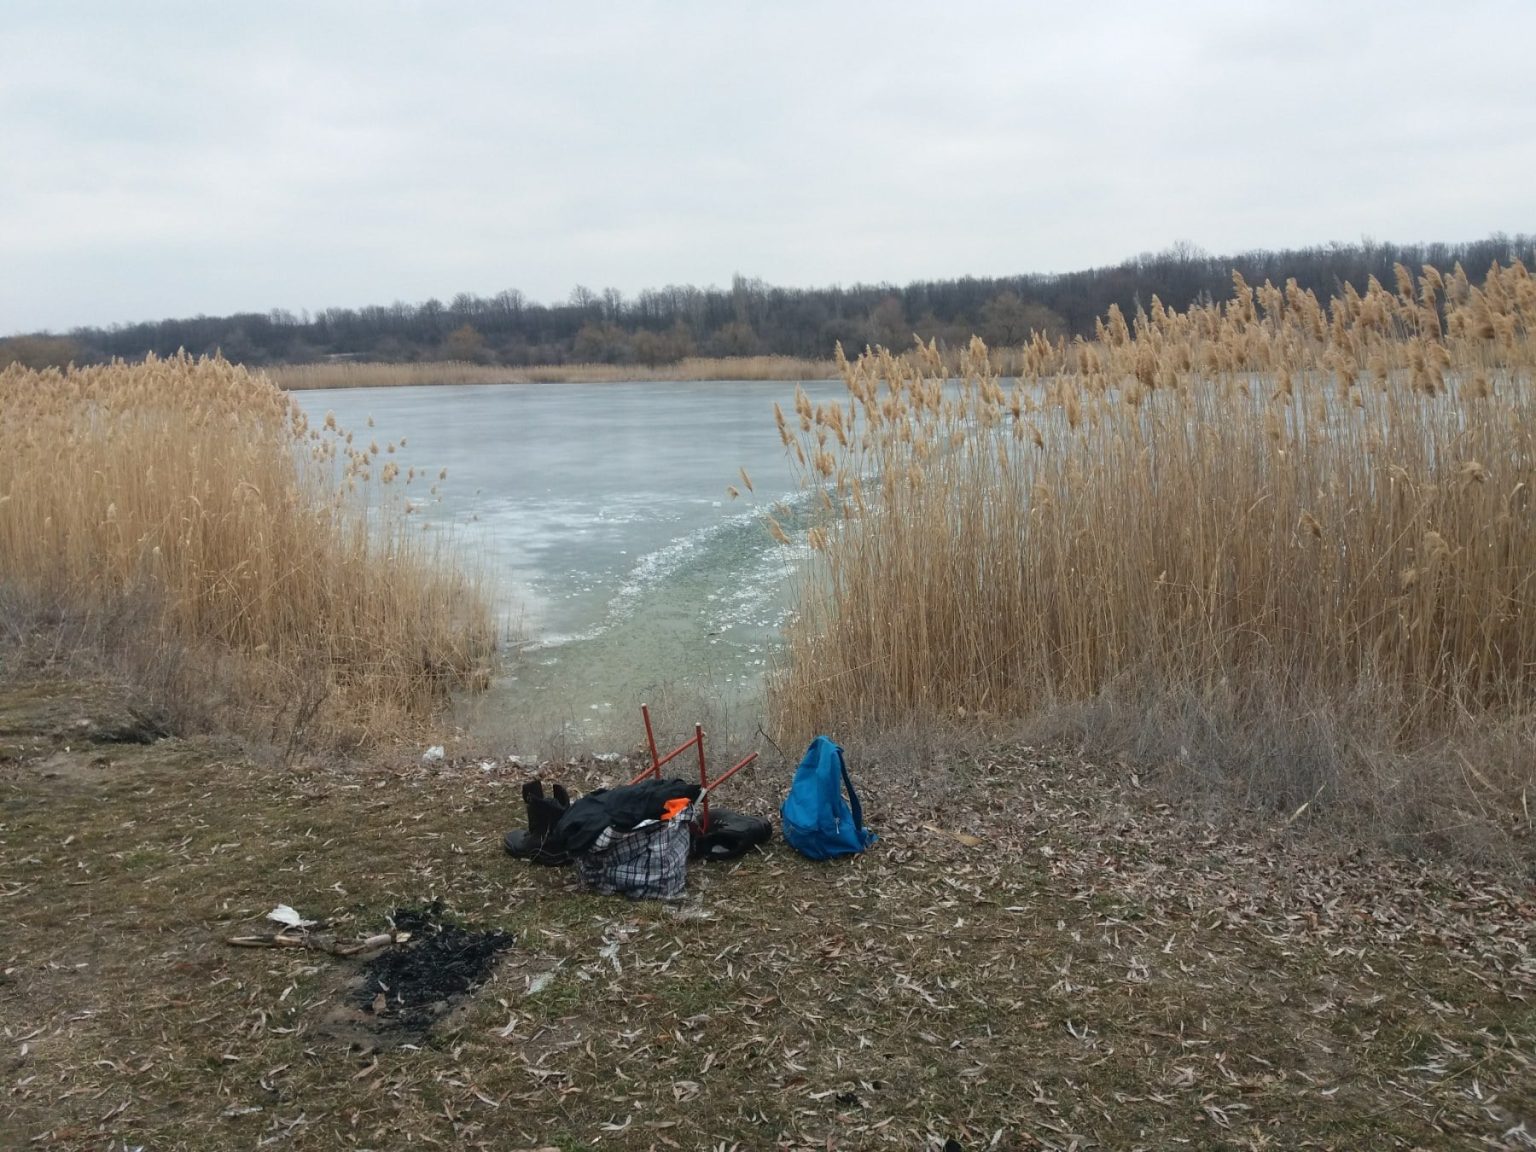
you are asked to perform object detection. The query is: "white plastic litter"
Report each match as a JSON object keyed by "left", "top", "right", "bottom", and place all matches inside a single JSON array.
[
  {"left": 422, "top": 745, "right": 445, "bottom": 764},
  {"left": 266, "top": 904, "right": 317, "bottom": 929},
  {"left": 598, "top": 941, "right": 622, "bottom": 974}
]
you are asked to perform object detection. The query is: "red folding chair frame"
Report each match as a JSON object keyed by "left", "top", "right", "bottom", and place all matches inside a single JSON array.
[{"left": 628, "top": 704, "right": 756, "bottom": 832}]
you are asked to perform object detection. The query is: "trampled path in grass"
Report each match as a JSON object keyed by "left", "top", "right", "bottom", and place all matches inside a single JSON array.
[{"left": 2, "top": 679, "right": 1532, "bottom": 1151}]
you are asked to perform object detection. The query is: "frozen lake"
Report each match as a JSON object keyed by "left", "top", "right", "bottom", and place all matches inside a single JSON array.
[{"left": 291, "top": 378, "right": 842, "bottom": 742}]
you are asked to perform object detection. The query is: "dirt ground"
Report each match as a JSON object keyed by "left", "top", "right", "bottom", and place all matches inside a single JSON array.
[{"left": 2, "top": 676, "right": 1532, "bottom": 1151}]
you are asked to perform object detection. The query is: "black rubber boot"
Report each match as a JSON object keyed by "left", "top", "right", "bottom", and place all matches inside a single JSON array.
[{"left": 504, "top": 781, "right": 574, "bottom": 865}]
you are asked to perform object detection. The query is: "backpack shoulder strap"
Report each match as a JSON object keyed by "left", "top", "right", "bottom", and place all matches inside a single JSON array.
[{"left": 834, "top": 744, "right": 866, "bottom": 834}]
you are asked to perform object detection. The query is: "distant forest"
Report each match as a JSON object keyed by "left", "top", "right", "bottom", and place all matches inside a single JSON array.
[{"left": 5, "top": 234, "right": 1534, "bottom": 371}]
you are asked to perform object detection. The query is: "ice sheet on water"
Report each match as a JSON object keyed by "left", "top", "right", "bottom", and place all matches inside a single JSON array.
[
  {"left": 470, "top": 493, "right": 670, "bottom": 560},
  {"left": 605, "top": 506, "right": 764, "bottom": 621}
]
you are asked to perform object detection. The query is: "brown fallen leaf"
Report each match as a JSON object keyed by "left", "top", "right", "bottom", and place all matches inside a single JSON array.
[{"left": 922, "top": 823, "right": 983, "bottom": 847}]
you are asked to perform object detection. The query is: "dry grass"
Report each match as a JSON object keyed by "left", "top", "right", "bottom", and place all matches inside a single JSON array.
[
  {"left": 2, "top": 678, "right": 1532, "bottom": 1150},
  {"left": 269, "top": 355, "right": 836, "bottom": 390},
  {"left": 770, "top": 262, "right": 1536, "bottom": 847},
  {"left": 0, "top": 354, "right": 496, "bottom": 744}
]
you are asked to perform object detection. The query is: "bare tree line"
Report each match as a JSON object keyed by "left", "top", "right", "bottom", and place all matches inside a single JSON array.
[{"left": 5, "top": 233, "right": 1532, "bottom": 371}]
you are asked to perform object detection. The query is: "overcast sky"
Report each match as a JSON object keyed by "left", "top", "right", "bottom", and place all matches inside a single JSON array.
[{"left": 3, "top": 1, "right": 1533, "bottom": 335}]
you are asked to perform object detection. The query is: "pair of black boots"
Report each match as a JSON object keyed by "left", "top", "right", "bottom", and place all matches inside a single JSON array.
[{"left": 502, "top": 780, "right": 575, "bottom": 866}]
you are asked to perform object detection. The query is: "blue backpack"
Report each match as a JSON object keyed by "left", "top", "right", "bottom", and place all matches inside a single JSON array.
[{"left": 781, "top": 736, "right": 877, "bottom": 860}]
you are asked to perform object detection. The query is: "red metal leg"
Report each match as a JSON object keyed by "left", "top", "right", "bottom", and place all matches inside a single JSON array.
[
  {"left": 642, "top": 704, "right": 660, "bottom": 778},
  {"left": 695, "top": 723, "right": 709, "bottom": 832},
  {"left": 710, "top": 752, "right": 758, "bottom": 791},
  {"left": 630, "top": 734, "right": 700, "bottom": 785}
]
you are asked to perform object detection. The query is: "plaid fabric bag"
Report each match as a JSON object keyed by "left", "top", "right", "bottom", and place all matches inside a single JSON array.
[{"left": 576, "top": 804, "right": 695, "bottom": 900}]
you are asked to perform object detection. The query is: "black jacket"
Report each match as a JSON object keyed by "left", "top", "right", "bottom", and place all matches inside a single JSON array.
[{"left": 547, "top": 777, "right": 702, "bottom": 856}]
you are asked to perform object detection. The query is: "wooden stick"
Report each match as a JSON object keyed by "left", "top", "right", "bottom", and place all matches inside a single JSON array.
[{"left": 226, "top": 931, "right": 408, "bottom": 955}]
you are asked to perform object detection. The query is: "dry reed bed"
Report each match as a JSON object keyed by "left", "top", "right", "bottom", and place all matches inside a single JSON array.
[
  {"left": 771, "top": 262, "right": 1535, "bottom": 841},
  {"left": 269, "top": 355, "right": 835, "bottom": 390},
  {"left": 0, "top": 354, "right": 495, "bottom": 740}
]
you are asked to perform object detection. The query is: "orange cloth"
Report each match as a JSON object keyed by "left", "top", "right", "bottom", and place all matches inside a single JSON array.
[{"left": 659, "top": 797, "right": 691, "bottom": 821}]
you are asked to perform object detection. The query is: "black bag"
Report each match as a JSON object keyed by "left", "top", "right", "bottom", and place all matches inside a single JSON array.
[{"left": 692, "top": 808, "right": 773, "bottom": 861}]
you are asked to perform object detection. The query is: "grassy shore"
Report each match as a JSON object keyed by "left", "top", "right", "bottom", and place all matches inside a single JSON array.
[
  {"left": 2, "top": 675, "right": 1532, "bottom": 1150},
  {"left": 268, "top": 355, "right": 837, "bottom": 390}
]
